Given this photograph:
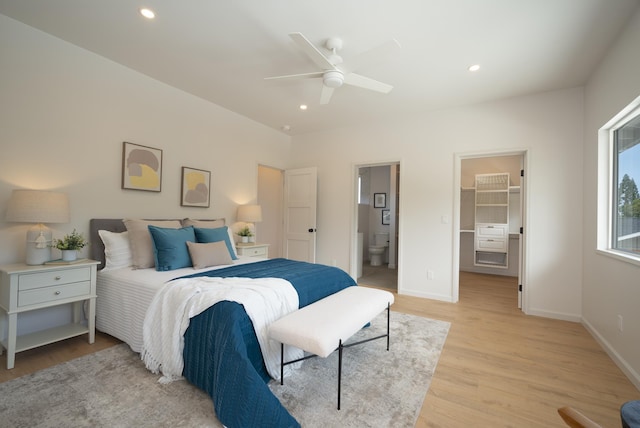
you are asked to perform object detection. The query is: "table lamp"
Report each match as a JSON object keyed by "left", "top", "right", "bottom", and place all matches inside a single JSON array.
[
  {"left": 237, "top": 204, "right": 262, "bottom": 242},
  {"left": 6, "top": 189, "right": 70, "bottom": 265}
]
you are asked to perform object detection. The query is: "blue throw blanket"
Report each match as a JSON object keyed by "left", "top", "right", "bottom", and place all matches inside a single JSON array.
[{"left": 179, "top": 258, "right": 356, "bottom": 428}]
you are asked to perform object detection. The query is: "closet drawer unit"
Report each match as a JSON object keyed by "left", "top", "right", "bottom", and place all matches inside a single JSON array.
[
  {"left": 476, "top": 238, "right": 507, "bottom": 252},
  {"left": 476, "top": 224, "right": 508, "bottom": 239},
  {"left": 18, "top": 267, "right": 91, "bottom": 291},
  {"left": 18, "top": 281, "right": 91, "bottom": 307}
]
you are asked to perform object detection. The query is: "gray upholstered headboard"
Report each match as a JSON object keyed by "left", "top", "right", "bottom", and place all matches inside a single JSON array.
[{"left": 89, "top": 219, "right": 127, "bottom": 269}]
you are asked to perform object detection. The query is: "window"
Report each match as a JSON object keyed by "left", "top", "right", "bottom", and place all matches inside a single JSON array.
[
  {"left": 612, "top": 113, "right": 640, "bottom": 256},
  {"left": 601, "top": 97, "right": 640, "bottom": 263}
]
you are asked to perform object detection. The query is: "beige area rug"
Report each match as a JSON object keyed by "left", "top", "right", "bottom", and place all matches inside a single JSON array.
[{"left": 0, "top": 312, "right": 449, "bottom": 428}]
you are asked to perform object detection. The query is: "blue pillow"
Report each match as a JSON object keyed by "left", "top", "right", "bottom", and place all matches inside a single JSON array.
[
  {"left": 148, "top": 225, "right": 196, "bottom": 271},
  {"left": 194, "top": 226, "right": 237, "bottom": 260}
]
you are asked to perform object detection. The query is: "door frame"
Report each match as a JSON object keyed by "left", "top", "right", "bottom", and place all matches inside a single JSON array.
[
  {"left": 452, "top": 149, "right": 530, "bottom": 312},
  {"left": 350, "top": 160, "right": 401, "bottom": 286}
]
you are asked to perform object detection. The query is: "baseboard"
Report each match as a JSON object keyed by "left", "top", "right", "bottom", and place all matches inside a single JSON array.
[
  {"left": 582, "top": 318, "right": 640, "bottom": 391},
  {"left": 525, "top": 307, "right": 582, "bottom": 323}
]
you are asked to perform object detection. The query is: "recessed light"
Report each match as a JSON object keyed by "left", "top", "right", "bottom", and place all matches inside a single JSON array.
[
  {"left": 140, "top": 8, "right": 155, "bottom": 19},
  {"left": 299, "top": 104, "right": 308, "bottom": 110},
  {"left": 468, "top": 64, "right": 480, "bottom": 72}
]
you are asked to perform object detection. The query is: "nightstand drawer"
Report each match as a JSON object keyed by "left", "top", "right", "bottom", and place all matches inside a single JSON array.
[
  {"left": 18, "top": 267, "right": 91, "bottom": 291},
  {"left": 243, "top": 246, "right": 267, "bottom": 257},
  {"left": 18, "top": 281, "right": 91, "bottom": 307}
]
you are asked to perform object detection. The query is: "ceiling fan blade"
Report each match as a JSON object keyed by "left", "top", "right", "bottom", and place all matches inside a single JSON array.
[
  {"left": 341, "top": 39, "right": 401, "bottom": 74},
  {"left": 264, "top": 71, "right": 324, "bottom": 81},
  {"left": 289, "top": 32, "right": 335, "bottom": 70},
  {"left": 320, "top": 85, "right": 335, "bottom": 105},
  {"left": 343, "top": 73, "right": 393, "bottom": 93}
]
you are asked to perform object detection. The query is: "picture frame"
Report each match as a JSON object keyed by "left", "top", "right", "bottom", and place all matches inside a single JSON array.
[
  {"left": 374, "top": 192, "right": 386, "bottom": 208},
  {"left": 122, "top": 142, "right": 163, "bottom": 192},
  {"left": 382, "top": 209, "right": 391, "bottom": 225},
  {"left": 181, "top": 166, "right": 211, "bottom": 208}
]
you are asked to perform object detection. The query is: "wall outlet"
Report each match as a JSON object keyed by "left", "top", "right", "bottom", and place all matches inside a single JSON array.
[
  {"left": 331, "top": 259, "right": 337, "bottom": 267},
  {"left": 618, "top": 315, "right": 624, "bottom": 332},
  {"left": 427, "top": 270, "right": 434, "bottom": 280}
]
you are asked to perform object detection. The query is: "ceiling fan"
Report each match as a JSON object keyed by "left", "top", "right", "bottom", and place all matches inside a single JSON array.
[{"left": 265, "top": 33, "right": 400, "bottom": 105}]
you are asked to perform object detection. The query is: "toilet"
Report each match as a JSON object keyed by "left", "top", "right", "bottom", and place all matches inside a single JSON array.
[{"left": 368, "top": 232, "right": 389, "bottom": 266}]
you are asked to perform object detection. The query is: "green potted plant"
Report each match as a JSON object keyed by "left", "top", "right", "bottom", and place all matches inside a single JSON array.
[
  {"left": 53, "top": 229, "right": 88, "bottom": 261},
  {"left": 237, "top": 225, "right": 253, "bottom": 243}
]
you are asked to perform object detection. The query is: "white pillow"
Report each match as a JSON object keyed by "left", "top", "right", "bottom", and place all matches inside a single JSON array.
[{"left": 98, "top": 230, "right": 132, "bottom": 271}]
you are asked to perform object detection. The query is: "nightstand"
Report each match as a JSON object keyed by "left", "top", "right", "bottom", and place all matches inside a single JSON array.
[
  {"left": 0, "top": 259, "right": 100, "bottom": 369},
  {"left": 235, "top": 243, "right": 269, "bottom": 258}
]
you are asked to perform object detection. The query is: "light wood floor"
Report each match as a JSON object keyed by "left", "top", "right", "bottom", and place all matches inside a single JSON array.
[{"left": 1, "top": 272, "right": 638, "bottom": 427}]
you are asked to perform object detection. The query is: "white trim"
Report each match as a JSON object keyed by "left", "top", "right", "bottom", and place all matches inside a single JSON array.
[
  {"left": 583, "top": 318, "right": 640, "bottom": 390},
  {"left": 597, "top": 94, "right": 640, "bottom": 265}
]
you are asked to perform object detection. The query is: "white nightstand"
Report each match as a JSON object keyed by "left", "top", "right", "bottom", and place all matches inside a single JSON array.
[
  {"left": 0, "top": 259, "right": 100, "bottom": 369},
  {"left": 235, "top": 243, "right": 269, "bottom": 258}
]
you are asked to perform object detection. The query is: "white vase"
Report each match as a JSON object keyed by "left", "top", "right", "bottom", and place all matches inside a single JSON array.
[
  {"left": 241, "top": 236, "right": 249, "bottom": 243},
  {"left": 61, "top": 250, "right": 77, "bottom": 261}
]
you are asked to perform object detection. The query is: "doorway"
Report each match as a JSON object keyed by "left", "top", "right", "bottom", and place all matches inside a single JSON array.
[
  {"left": 454, "top": 151, "right": 528, "bottom": 311},
  {"left": 352, "top": 162, "right": 400, "bottom": 291}
]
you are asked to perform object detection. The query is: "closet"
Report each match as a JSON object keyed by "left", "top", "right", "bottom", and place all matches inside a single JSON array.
[{"left": 474, "top": 173, "right": 509, "bottom": 268}]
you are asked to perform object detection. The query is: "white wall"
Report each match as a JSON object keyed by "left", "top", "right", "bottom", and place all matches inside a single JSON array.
[
  {"left": 583, "top": 7, "right": 640, "bottom": 388},
  {"left": 290, "top": 87, "right": 584, "bottom": 317},
  {"left": 0, "top": 15, "right": 292, "bottom": 266}
]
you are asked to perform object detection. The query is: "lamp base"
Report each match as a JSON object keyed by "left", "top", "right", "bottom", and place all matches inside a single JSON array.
[{"left": 25, "top": 225, "right": 52, "bottom": 265}]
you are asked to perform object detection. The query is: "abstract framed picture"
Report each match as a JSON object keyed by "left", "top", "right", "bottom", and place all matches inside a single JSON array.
[
  {"left": 374, "top": 192, "right": 386, "bottom": 208},
  {"left": 181, "top": 167, "right": 211, "bottom": 208},
  {"left": 121, "top": 142, "right": 163, "bottom": 192}
]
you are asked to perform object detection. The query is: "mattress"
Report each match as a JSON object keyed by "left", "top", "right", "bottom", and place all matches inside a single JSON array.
[{"left": 95, "top": 256, "right": 261, "bottom": 352}]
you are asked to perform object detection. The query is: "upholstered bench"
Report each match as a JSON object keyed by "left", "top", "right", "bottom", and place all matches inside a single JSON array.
[{"left": 269, "top": 286, "right": 395, "bottom": 409}]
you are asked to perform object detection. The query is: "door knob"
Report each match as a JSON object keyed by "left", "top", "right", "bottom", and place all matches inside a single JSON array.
[{"left": 308, "top": 228, "right": 316, "bottom": 232}]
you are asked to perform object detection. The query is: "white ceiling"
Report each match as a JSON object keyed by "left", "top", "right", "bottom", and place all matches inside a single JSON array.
[{"left": 1, "top": 0, "right": 638, "bottom": 135}]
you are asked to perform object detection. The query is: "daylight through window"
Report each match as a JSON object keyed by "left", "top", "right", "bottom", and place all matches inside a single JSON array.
[{"left": 612, "top": 113, "right": 640, "bottom": 256}]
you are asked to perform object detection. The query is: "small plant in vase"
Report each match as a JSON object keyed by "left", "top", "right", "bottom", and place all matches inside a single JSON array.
[
  {"left": 53, "top": 229, "right": 88, "bottom": 261},
  {"left": 237, "top": 225, "right": 253, "bottom": 243}
]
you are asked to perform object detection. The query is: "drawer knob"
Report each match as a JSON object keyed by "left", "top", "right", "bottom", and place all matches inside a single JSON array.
[
  {"left": 55, "top": 291, "right": 61, "bottom": 295},
  {"left": 55, "top": 276, "right": 62, "bottom": 281}
]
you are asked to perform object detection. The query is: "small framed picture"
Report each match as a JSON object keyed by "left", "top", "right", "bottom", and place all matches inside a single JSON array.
[
  {"left": 122, "top": 142, "right": 163, "bottom": 192},
  {"left": 181, "top": 167, "right": 211, "bottom": 207},
  {"left": 374, "top": 193, "right": 386, "bottom": 208},
  {"left": 382, "top": 209, "right": 391, "bottom": 225}
]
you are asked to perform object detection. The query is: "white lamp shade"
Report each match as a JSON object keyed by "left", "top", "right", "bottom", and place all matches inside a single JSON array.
[
  {"left": 237, "top": 204, "right": 262, "bottom": 223},
  {"left": 6, "top": 190, "right": 70, "bottom": 224}
]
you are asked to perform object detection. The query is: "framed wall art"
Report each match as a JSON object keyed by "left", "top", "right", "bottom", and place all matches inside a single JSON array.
[
  {"left": 122, "top": 142, "right": 163, "bottom": 192},
  {"left": 181, "top": 166, "right": 211, "bottom": 207},
  {"left": 374, "top": 192, "right": 386, "bottom": 208},
  {"left": 382, "top": 209, "right": 391, "bottom": 225}
]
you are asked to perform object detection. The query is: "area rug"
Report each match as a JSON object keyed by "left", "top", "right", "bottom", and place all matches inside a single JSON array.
[{"left": 0, "top": 312, "right": 449, "bottom": 428}]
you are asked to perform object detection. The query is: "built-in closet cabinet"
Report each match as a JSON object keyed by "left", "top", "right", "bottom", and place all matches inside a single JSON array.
[{"left": 474, "top": 173, "right": 509, "bottom": 268}]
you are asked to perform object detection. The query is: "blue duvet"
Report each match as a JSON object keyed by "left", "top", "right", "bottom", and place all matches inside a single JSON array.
[{"left": 178, "top": 258, "right": 356, "bottom": 428}]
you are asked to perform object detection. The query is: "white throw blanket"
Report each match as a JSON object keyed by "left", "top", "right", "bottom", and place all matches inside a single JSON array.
[{"left": 141, "top": 276, "right": 303, "bottom": 383}]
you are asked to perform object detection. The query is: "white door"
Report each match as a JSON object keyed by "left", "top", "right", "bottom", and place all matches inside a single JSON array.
[
  {"left": 518, "top": 162, "right": 526, "bottom": 310},
  {"left": 283, "top": 167, "right": 317, "bottom": 262}
]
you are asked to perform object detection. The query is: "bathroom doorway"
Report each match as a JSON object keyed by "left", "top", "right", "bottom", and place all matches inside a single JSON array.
[{"left": 352, "top": 162, "right": 400, "bottom": 291}]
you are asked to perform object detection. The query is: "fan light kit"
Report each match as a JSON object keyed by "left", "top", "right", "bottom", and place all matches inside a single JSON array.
[{"left": 265, "top": 33, "right": 400, "bottom": 105}]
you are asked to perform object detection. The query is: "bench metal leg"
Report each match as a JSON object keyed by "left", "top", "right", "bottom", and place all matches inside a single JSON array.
[{"left": 279, "top": 303, "right": 392, "bottom": 411}]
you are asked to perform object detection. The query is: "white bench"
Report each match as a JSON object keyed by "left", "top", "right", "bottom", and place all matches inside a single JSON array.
[{"left": 268, "top": 286, "right": 395, "bottom": 409}]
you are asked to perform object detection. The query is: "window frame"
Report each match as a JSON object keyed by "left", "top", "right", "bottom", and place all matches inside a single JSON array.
[{"left": 597, "top": 95, "right": 640, "bottom": 266}]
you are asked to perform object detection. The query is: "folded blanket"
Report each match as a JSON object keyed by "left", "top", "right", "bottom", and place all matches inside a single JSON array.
[{"left": 141, "top": 276, "right": 302, "bottom": 382}]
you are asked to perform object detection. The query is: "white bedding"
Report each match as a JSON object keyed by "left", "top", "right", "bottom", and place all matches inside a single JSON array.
[
  {"left": 96, "top": 256, "right": 262, "bottom": 353},
  {"left": 141, "top": 275, "right": 301, "bottom": 382}
]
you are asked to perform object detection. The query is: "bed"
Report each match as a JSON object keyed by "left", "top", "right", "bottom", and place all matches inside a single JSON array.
[{"left": 89, "top": 219, "right": 356, "bottom": 428}]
